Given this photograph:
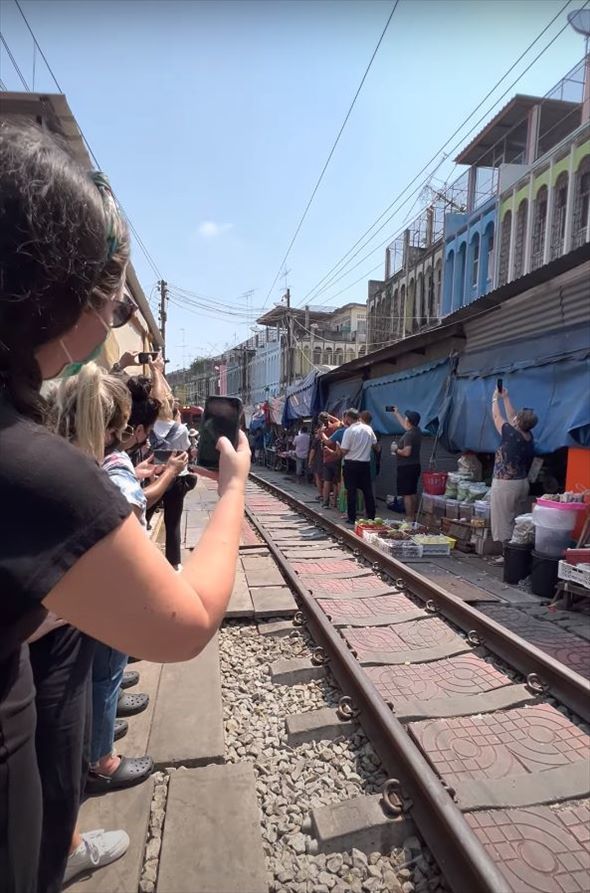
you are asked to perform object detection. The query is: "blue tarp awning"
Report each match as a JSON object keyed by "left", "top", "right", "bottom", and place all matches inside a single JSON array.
[
  {"left": 443, "top": 352, "right": 590, "bottom": 453},
  {"left": 361, "top": 359, "right": 452, "bottom": 436},
  {"left": 322, "top": 376, "right": 364, "bottom": 416},
  {"left": 282, "top": 369, "right": 327, "bottom": 425}
]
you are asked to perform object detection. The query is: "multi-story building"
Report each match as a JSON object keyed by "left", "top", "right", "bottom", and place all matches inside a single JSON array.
[
  {"left": 445, "top": 57, "right": 589, "bottom": 310},
  {"left": 250, "top": 329, "right": 281, "bottom": 405},
  {"left": 168, "top": 356, "right": 223, "bottom": 405},
  {"left": 256, "top": 300, "right": 367, "bottom": 390},
  {"left": 367, "top": 55, "right": 590, "bottom": 348}
]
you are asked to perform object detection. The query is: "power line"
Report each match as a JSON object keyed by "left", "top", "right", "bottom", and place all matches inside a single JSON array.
[
  {"left": 308, "top": 12, "right": 588, "bottom": 306},
  {"left": 14, "top": 0, "right": 62, "bottom": 90},
  {"left": 297, "top": 0, "right": 576, "bottom": 306},
  {"left": 12, "top": 0, "right": 164, "bottom": 282},
  {"left": 0, "top": 32, "right": 30, "bottom": 90},
  {"left": 261, "top": 0, "right": 400, "bottom": 311}
]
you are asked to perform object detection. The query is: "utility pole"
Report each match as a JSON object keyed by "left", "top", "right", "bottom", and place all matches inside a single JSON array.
[
  {"left": 158, "top": 279, "right": 168, "bottom": 361},
  {"left": 284, "top": 287, "right": 293, "bottom": 387}
]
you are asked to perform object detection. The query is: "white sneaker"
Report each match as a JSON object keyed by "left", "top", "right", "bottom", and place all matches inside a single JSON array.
[{"left": 63, "top": 829, "right": 130, "bottom": 884}]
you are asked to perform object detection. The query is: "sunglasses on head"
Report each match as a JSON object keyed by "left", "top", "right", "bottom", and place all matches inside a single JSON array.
[{"left": 111, "top": 293, "right": 137, "bottom": 329}]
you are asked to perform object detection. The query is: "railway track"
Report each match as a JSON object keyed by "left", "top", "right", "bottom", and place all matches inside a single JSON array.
[{"left": 246, "top": 471, "right": 590, "bottom": 893}]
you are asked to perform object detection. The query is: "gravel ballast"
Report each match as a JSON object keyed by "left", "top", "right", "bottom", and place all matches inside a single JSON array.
[{"left": 219, "top": 620, "right": 445, "bottom": 893}]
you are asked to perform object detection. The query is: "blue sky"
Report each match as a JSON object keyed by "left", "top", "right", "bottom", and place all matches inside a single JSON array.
[{"left": 1, "top": 0, "right": 585, "bottom": 369}]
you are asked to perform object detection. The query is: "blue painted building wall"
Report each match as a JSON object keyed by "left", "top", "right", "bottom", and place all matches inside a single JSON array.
[{"left": 442, "top": 197, "right": 497, "bottom": 316}]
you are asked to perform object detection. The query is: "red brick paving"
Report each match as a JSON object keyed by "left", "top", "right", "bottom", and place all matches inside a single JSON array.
[
  {"left": 365, "top": 654, "right": 512, "bottom": 702},
  {"left": 410, "top": 704, "right": 590, "bottom": 783},
  {"left": 465, "top": 802, "right": 590, "bottom": 892}
]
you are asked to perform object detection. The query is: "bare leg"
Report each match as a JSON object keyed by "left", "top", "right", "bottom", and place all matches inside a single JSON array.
[
  {"left": 404, "top": 494, "right": 417, "bottom": 521},
  {"left": 70, "top": 826, "right": 83, "bottom": 855}
]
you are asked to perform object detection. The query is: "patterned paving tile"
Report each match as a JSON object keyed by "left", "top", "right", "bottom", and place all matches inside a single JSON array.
[
  {"left": 465, "top": 802, "right": 590, "bottom": 892},
  {"left": 290, "top": 559, "right": 371, "bottom": 577},
  {"left": 319, "top": 594, "right": 418, "bottom": 622},
  {"left": 303, "top": 575, "right": 393, "bottom": 595},
  {"left": 343, "top": 617, "right": 464, "bottom": 656},
  {"left": 365, "top": 655, "right": 512, "bottom": 702},
  {"left": 410, "top": 704, "right": 590, "bottom": 783},
  {"left": 479, "top": 605, "right": 590, "bottom": 679}
]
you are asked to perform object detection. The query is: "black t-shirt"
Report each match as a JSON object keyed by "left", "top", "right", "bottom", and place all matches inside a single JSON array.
[
  {"left": 493, "top": 422, "right": 534, "bottom": 480},
  {"left": 0, "top": 394, "right": 132, "bottom": 662},
  {"left": 397, "top": 426, "right": 422, "bottom": 466}
]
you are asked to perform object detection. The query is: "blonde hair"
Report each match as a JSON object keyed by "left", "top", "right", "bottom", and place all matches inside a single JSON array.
[{"left": 47, "top": 362, "right": 131, "bottom": 461}]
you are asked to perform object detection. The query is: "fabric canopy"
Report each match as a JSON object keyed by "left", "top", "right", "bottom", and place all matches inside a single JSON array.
[
  {"left": 282, "top": 369, "right": 326, "bottom": 425},
  {"left": 321, "top": 376, "right": 363, "bottom": 416},
  {"left": 443, "top": 352, "right": 590, "bottom": 454},
  {"left": 361, "top": 359, "right": 452, "bottom": 436}
]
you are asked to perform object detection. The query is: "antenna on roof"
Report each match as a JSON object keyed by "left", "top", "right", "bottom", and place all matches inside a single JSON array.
[{"left": 567, "top": 9, "right": 590, "bottom": 52}]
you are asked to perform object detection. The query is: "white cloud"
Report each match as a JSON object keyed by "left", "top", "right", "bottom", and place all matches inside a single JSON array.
[{"left": 197, "top": 221, "right": 233, "bottom": 238}]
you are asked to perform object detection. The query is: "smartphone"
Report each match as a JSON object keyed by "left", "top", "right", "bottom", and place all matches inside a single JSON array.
[
  {"left": 138, "top": 351, "right": 160, "bottom": 364},
  {"left": 197, "top": 396, "right": 243, "bottom": 469},
  {"left": 152, "top": 448, "right": 174, "bottom": 464},
  {"left": 385, "top": 405, "right": 396, "bottom": 412},
  {"left": 497, "top": 378, "right": 503, "bottom": 394}
]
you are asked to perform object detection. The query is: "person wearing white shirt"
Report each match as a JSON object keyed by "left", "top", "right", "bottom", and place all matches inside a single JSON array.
[
  {"left": 293, "top": 425, "right": 311, "bottom": 478},
  {"left": 340, "top": 408, "right": 377, "bottom": 525}
]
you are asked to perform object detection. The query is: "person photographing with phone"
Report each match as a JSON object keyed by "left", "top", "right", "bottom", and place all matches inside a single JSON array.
[
  {"left": 387, "top": 406, "right": 422, "bottom": 521},
  {"left": 490, "top": 381, "right": 537, "bottom": 555}
]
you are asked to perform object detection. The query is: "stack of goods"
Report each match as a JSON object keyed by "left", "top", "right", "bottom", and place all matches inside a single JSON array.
[
  {"left": 532, "top": 497, "right": 584, "bottom": 558},
  {"left": 529, "top": 494, "right": 589, "bottom": 599},
  {"left": 558, "top": 548, "right": 590, "bottom": 590},
  {"left": 413, "top": 534, "right": 456, "bottom": 555},
  {"left": 503, "top": 514, "right": 535, "bottom": 585}
]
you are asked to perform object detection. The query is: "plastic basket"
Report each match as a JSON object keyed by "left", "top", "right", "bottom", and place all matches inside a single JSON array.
[
  {"left": 422, "top": 471, "right": 448, "bottom": 495},
  {"left": 383, "top": 541, "right": 424, "bottom": 559},
  {"left": 558, "top": 561, "right": 590, "bottom": 589},
  {"left": 413, "top": 535, "right": 456, "bottom": 555}
]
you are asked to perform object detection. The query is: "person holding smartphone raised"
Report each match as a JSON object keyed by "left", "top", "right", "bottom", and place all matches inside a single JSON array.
[
  {"left": 388, "top": 406, "right": 422, "bottom": 521},
  {"left": 0, "top": 122, "right": 250, "bottom": 891}
]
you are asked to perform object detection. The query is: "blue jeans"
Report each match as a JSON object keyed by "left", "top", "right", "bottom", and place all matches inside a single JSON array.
[
  {"left": 296, "top": 457, "right": 307, "bottom": 477},
  {"left": 91, "top": 643, "right": 128, "bottom": 763}
]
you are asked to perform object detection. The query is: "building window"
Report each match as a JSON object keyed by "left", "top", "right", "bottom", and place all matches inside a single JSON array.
[
  {"left": 346, "top": 348, "right": 354, "bottom": 364},
  {"left": 324, "top": 347, "right": 332, "bottom": 365},
  {"left": 435, "top": 259, "right": 442, "bottom": 311},
  {"left": 399, "top": 285, "right": 406, "bottom": 338},
  {"left": 313, "top": 345, "right": 322, "bottom": 365},
  {"left": 454, "top": 243, "right": 466, "bottom": 309},
  {"left": 470, "top": 233, "right": 480, "bottom": 290},
  {"left": 550, "top": 172, "right": 568, "bottom": 260},
  {"left": 417, "top": 273, "right": 425, "bottom": 327},
  {"left": 531, "top": 186, "right": 547, "bottom": 270},
  {"left": 426, "top": 271, "right": 434, "bottom": 320},
  {"left": 484, "top": 223, "right": 495, "bottom": 290},
  {"left": 443, "top": 251, "right": 454, "bottom": 315},
  {"left": 358, "top": 346, "right": 366, "bottom": 357},
  {"left": 498, "top": 210, "right": 512, "bottom": 286},
  {"left": 334, "top": 348, "right": 343, "bottom": 365},
  {"left": 513, "top": 199, "right": 528, "bottom": 280},
  {"left": 572, "top": 156, "right": 590, "bottom": 249}
]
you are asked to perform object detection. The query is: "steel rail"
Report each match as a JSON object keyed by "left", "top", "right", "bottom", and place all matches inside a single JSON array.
[
  {"left": 244, "top": 501, "right": 511, "bottom": 893},
  {"left": 250, "top": 472, "right": 590, "bottom": 722}
]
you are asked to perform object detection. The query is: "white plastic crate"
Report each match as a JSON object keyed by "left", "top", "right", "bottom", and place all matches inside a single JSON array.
[
  {"left": 558, "top": 561, "right": 590, "bottom": 590},
  {"left": 383, "top": 540, "right": 424, "bottom": 559},
  {"left": 412, "top": 535, "right": 455, "bottom": 555}
]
